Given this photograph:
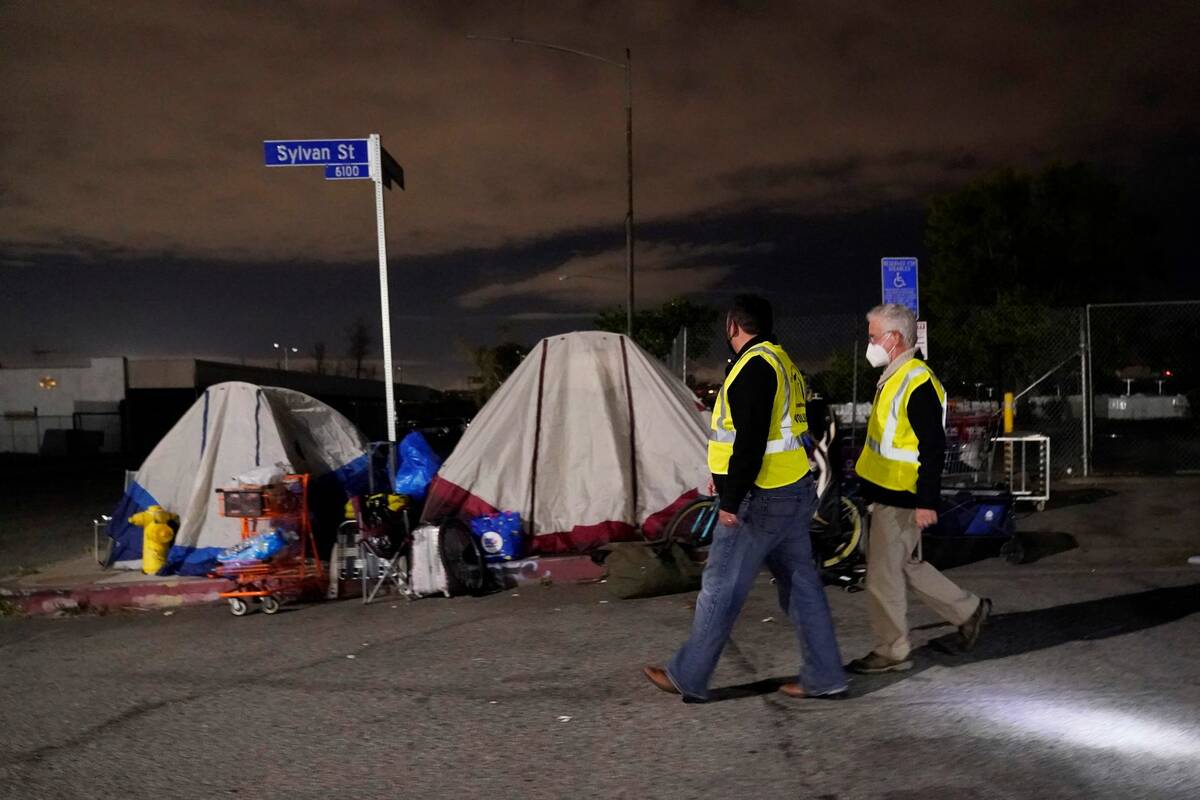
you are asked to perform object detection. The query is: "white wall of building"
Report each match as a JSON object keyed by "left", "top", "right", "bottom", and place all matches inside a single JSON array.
[{"left": 0, "top": 358, "right": 126, "bottom": 453}]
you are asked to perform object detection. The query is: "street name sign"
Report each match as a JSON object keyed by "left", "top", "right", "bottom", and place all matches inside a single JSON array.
[
  {"left": 263, "top": 133, "right": 403, "bottom": 441},
  {"left": 325, "top": 164, "right": 371, "bottom": 181},
  {"left": 263, "top": 138, "right": 369, "bottom": 167}
]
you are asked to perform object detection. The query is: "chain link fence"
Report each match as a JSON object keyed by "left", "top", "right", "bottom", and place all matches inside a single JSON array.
[
  {"left": 1086, "top": 301, "right": 1200, "bottom": 475},
  {"left": 1, "top": 411, "right": 123, "bottom": 455},
  {"left": 955, "top": 306, "right": 1086, "bottom": 479},
  {"left": 665, "top": 301, "right": 1200, "bottom": 478},
  {"left": 775, "top": 308, "right": 1086, "bottom": 479}
]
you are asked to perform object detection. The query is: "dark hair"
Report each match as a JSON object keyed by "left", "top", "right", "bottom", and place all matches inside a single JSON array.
[{"left": 728, "top": 294, "right": 773, "bottom": 336}]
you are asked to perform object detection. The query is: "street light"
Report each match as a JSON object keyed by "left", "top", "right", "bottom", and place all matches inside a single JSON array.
[
  {"left": 469, "top": 35, "right": 635, "bottom": 336},
  {"left": 273, "top": 342, "right": 298, "bottom": 371}
]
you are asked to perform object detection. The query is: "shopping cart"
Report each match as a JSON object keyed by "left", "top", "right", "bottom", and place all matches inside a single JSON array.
[{"left": 212, "top": 474, "right": 326, "bottom": 615}]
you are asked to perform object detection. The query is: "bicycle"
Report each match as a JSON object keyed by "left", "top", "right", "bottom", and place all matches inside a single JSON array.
[
  {"left": 656, "top": 400, "right": 867, "bottom": 587},
  {"left": 656, "top": 488, "right": 865, "bottom": 588}
]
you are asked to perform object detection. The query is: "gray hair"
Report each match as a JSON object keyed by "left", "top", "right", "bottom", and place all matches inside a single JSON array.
[{"left": 866, "top": 303, "right": 917, "bottom": 348}]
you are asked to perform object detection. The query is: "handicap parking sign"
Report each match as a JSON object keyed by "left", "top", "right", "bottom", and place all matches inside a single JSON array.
[{"left": 881, "top": 257, "right": 919, "bottom": 318}]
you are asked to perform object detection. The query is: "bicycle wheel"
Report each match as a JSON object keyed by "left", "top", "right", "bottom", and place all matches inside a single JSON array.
[
  {"left": 811, "top": 496, "right": 864, "bottom": 569},
  {"left": 662, "top": 497, "right": 719, "bottom": 548}
]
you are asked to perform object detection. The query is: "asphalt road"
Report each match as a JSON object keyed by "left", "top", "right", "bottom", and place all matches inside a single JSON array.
[{"left": 2, "top": 559, "right": 1198, "bottom": 800}]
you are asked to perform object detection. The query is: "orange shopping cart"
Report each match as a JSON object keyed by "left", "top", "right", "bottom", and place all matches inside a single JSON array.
[{"left": 211, "top": 474, "right": 325, "bottom": 616}]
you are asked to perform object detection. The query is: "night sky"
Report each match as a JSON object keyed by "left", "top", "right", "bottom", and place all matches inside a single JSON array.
[{"left": 3, "top": 1, "right": 1198, "bottom": 388}]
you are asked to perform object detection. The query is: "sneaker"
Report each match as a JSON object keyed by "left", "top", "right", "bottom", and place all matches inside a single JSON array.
[
  {"left": 959, "top": 597, "right": 992, "bottom": 651},
  {"left": 847, "top": 652, "right": 913, "bottom": 674}
]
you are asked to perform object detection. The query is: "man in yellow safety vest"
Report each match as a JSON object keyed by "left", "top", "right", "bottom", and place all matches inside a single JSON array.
[
  {"left": 849, "top": 303, "right": 991, "bottom": 674},
  {"left": 644, "top": 295, "right": 847, "bottom": 701}
]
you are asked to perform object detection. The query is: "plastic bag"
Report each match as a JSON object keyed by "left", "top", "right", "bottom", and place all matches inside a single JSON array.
[
  {"left": 392, "top": 431, "right": 442, "bottom": 501},
  {"left": 232, "top": 462, "right": 291, "bottom": 488},
  {"left": 217, "top": 528, "right": 296, "bottom": 565},
  {"left": 469, "top": 512, "right": 525, "bottom": 562}
]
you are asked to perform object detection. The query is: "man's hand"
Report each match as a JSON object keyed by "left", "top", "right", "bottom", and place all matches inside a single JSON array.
[
  {"left": 706, "top": 478, "right": 716, "bottom": 496},
  {"left": 915, "top": 508, "right": 938, "bottom": 529},
  {"left": 718, "top": 510, "right": 739, "bottom": 527}
]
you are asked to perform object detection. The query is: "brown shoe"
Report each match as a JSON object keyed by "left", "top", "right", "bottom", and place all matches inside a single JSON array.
[
  {"left": 778, "top": 682, "right": 849, "bottom": 700},
  {"left": 643, "top": 665, "right": 679, "bottom": 695},
  {"left": 959, "top": 597, "right": 992, "bottom": 651},
  {"left": 846, "top": 652, "right": 913, "bottom": 674}
]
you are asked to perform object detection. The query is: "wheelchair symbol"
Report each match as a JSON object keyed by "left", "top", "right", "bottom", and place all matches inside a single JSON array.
[{"left": 892, "top": 272, "right": 908, "bottom": 289}]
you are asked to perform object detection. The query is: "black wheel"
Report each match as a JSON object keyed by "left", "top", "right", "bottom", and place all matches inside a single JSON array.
[
  {"left": 811, "top": 496, "right": 864, "bottom": 569},
  {"left": 228, "top": 597, "right": 249, "bottom": 616},
  {"left": 439, "top": 519, "right": 487, "bottom": 595},
  {"left": 261, "top": 595, "right": 281, "bottom": 614},
  {"left": 662, "top": 497, "right": 719, "bottom": 548}
]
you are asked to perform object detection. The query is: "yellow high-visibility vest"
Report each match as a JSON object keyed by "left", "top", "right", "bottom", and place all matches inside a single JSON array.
[
  {"left": 708, "top": 341, "right": 810, "bottom": 488},
  {"left": 855, "top": 357, "right": 946, "bottom": 493}
]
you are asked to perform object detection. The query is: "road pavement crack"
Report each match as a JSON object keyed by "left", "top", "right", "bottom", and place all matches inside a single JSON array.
[
  {"left": 0, "top": 694, "right": 197, "bottom": 768},
  {"left": 0, "top": 609, "right": 514, "bottom": 769}
]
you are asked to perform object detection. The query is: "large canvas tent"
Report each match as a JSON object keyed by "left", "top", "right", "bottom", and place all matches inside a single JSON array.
[
  {"left": 423, "top": 332, "right": 710, "bottom": 553},
  {"left": 107, "top": 382, "right": 370, "bottom": 575}
]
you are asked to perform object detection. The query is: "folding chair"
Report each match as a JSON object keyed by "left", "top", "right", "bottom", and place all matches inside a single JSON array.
[
  {"left": 349, "top": 442, "right": 416, "bottom": 604},
  {"left": 353, "top": 493, "right": 413, "bottom": 604}
]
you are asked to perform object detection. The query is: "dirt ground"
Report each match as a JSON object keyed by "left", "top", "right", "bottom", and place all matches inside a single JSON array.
[{"left": 0, "top": 455, "right": 129, "bottom": 576}]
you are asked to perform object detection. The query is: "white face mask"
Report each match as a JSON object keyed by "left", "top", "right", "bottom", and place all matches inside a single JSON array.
[{"left": 865, "top": 341, "right": 891, "bottom": 368}]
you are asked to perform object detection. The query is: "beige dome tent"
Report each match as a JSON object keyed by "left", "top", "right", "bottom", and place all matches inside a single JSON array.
[
  {"left": 107, "top": 382, "right": 370, "bottom": 574},
  {"left": 422, "top": 331, "right": 709, "bottom": 554}
]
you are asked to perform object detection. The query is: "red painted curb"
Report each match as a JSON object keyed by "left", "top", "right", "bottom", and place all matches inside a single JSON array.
[
  {"left": 490, "top": 554, "right": 607, "bottom": 587},
  {"left": 1, "top": 578, "right": 236, "bottom": 616},
  {"left": 2, "top": 555, "right": 609, "bottom": 616}
]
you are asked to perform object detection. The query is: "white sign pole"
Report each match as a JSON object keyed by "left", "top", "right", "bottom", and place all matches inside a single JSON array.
[{"left": 369, "top": 133, "right": 397, "bottom": 442}]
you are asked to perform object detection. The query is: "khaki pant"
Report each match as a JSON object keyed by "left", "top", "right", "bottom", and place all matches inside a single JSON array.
[{"left": 866, "top": 503, "right": 979, "bottom": 661}]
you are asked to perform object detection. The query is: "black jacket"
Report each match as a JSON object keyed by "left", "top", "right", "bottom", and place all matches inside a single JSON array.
[
  {"left": 712, "top": 336, "right": 781, "bottom": 514},
  {"left": 858, "top": 380, "right": 945, "bottom": 509}
]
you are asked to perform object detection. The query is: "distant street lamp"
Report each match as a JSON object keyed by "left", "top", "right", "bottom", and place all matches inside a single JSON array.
[
  {"left": 273, "top": 342, "right": 299, "bottom": 371},
  {"left": 469, "top": 35, "right": 635, "bottom": 336}
]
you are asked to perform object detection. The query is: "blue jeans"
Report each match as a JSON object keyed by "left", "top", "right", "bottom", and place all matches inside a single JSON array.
[{"left": 666, "top": 476, "right": 847, "bottom": 700}]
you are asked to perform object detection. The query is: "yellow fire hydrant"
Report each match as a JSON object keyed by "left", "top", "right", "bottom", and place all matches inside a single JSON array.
[{"left": 129, "top": 505, "right": 179, "bottom": 575}]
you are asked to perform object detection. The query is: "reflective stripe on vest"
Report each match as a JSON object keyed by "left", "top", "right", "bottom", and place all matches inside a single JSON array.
[
  {"left": 708, "top": 342, "right": 810, "bottom": 487},
  {"left": 864, "top": 365, "right": 945, "bottom": 463},
  {"left": 708, "top": 344, "right": 803, "bottom": 453},
  {"left": 855, "top": 358, "right": 946, "bottom": 493}
]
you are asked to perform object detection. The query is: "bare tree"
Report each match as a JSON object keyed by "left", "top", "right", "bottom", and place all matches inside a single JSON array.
[{"left": 346, "top": 318, "right": 371, "bottom": 379}]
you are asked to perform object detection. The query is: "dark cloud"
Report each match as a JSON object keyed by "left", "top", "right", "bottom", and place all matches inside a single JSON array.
[
  {"left": 3, "top": 0, "right": 1197, "bottom": 262},
  {"left": 2, "top": 1, "right": 1199, "bottom": 385}
]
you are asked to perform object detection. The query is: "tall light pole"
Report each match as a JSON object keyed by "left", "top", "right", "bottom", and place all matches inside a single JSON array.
[
  {"left": 469, "top": 35, "right": 634, "bottom": 337},
  {"left": 273, "top": 342, "right": 298, "bottom": 371}
]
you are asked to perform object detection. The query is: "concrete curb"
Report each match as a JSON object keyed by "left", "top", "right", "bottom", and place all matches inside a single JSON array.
[
  {"left": 1, "top": 578, "right": 236, "bottom": 616},
  {"left": 2, "top": 554, "right": 607, "bottom": 616},
  {"left": 489, "top": 554, "right": 607, "bottom": 588}
]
